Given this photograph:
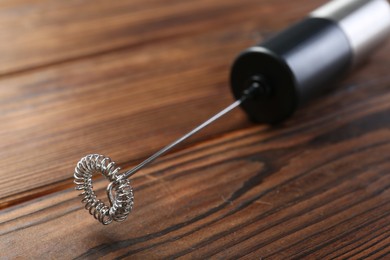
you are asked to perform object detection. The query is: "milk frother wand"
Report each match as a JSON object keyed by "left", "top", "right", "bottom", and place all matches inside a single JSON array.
[{"left": 74, "top": 0, "right": 390, "bottom": 225}]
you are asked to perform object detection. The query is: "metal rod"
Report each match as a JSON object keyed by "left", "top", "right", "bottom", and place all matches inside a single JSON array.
[{"left": 122, "top": 95, "right": 248, "bottom": 179}]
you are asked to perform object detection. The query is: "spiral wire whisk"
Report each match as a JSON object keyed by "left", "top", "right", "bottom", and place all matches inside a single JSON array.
[{"left": 74, "top": 154, "right": 134, "bottom": 225}]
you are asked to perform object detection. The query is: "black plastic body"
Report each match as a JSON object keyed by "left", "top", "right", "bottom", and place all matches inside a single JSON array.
[{"left": 230, "top": 17, "right": 352, "bottom": 124}]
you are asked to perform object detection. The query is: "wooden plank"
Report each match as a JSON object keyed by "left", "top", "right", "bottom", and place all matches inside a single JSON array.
[
  {"left": 0, "top": 0, "right": 325, "bottom": 75},
  {"left": 0, "top": 0, "right": 331, "bottom": 207},
  {"left": 0, "top": 88, "right": 389, "bottom": 258},
  {"left": 1, "top": 0, "right": 390, "bottom": 257}
]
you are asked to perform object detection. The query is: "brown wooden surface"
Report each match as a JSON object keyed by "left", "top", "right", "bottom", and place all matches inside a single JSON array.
[{"left": 0, "top": 0, "right": 389, "bottom": 258}]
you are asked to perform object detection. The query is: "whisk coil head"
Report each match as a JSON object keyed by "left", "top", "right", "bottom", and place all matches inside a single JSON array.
[{"left": 74, "top": 154, "right": 134, "bottom": 225}]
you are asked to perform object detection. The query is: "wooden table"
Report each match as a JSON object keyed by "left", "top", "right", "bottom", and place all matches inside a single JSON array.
[{"left": 1, "top": 0, "right": 389, "bottom": 258}]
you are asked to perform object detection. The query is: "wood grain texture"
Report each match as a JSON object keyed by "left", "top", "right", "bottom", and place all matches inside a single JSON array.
[
  {"left": 0, "top": 0, "right": 389, "bottom": 258},
  {"left": 0, "top": 0, "right": 321, "bottom": 76}
]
